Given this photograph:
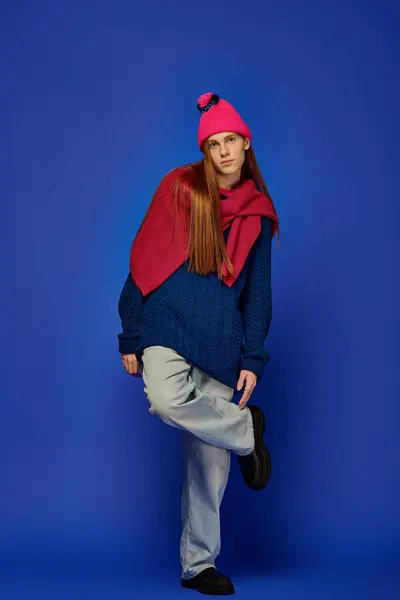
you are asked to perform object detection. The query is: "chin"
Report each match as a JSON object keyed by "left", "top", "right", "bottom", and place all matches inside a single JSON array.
[{"left": 220, "top": 163, "right": 239, "bottom": 174}]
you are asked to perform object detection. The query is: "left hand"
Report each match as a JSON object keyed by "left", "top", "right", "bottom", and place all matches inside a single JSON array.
[{"left": 237, "top": 370, "right": 257, "bottom": 409}]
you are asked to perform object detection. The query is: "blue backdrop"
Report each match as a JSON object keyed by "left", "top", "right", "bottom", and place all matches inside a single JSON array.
[{"left": 1, "top": 0, "right": 399, "bottom": 580}]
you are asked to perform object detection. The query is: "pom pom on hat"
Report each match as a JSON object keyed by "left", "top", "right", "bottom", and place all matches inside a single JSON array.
[
  {"left": 197, "top": 92, "right": 220, "bottom": 113},
  {"left": 196, "top": 92, "right": 252, "bottom": 150}
]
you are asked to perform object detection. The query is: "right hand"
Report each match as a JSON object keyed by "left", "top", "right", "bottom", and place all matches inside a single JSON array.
[{"left": 121, "top": 353, "right": 143, "bottom": 377}]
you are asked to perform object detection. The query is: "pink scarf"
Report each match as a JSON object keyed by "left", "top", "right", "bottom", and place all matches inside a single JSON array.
[{"left": 130, "top": 168, "right": 279, "bottom": 296}]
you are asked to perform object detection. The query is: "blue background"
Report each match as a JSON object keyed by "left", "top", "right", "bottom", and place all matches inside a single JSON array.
[{"left": 1, "top": 0, "right": 399, "bottom": 593}]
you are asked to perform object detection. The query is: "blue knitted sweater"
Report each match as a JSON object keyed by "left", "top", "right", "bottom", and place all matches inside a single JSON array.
[{"left": 117, "top": 215, "right": 273, "bottom": 391}]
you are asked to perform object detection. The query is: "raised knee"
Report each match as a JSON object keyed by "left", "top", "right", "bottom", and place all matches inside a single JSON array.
[{"left": 147, "top": 389, "right": 176, "bottom": 419}]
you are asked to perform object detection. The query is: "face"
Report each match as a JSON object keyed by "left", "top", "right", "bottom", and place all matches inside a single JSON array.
[{"left": 206, "top": 132, "right": 250, "bottom": 175}]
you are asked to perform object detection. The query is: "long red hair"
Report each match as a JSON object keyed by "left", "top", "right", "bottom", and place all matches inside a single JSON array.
[{"left": 134, "top": 140, "right": 280, "bottom": 280}]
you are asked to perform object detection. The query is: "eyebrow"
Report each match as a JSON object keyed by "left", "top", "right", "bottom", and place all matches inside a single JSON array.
[{"left": 208, "top": 134, "right": 236, "bottom": 144}]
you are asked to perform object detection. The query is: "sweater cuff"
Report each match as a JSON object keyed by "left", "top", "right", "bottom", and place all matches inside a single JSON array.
[
  {"left": 118, "top": 332, "right": 139, "bottom": 356},
  {"left": 240, "top": 352, "right": 270, "bottom": 380}
]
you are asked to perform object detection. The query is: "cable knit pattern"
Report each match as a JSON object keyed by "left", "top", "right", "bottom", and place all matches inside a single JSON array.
[{"left": 118, "top": 217, "right": 272, "bottom": 390}]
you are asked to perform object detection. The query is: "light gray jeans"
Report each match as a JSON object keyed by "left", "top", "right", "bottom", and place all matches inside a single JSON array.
[{"left": 141, "top": 345, "right": 255, "bottom": 579}]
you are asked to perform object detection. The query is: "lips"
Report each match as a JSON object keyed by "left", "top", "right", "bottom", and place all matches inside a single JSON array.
[{"left": 221, "top": 159, "right": 234, "bottom": 165}]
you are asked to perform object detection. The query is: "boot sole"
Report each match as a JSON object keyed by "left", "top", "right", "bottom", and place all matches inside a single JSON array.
[
  {"left": 250, "top": 407, "right": 271, "bottom": 490},
  {"left": 181, "top": 580, "right": 235, "bottom": 595}
]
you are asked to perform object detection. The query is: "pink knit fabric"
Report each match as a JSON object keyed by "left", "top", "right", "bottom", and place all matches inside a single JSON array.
[{"left": 197, "top": 93, "right": 252, "bottom": 150}]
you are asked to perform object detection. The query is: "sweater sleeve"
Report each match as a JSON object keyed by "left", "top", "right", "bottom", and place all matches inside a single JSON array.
[
  {"left": 117, "top": 272, "right": 146, "bottom": 355},
  {"left": 239, "top": 217, "right": 273, "bottom": 380}
]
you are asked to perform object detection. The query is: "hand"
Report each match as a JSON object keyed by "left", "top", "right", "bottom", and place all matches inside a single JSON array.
[
  {"left": 237, "top": 370, "right": 257, "bottom": 409},
  {"left": 121, "top": 353, "right": 143, "bottom": 377}
]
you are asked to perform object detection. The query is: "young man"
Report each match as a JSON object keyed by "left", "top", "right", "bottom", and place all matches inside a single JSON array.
[{"left": 118, "top": 93, "right": 279, "bottom": 595}]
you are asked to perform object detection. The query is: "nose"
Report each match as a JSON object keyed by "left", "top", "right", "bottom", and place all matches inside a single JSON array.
[{"left": 220, "top": 143, "right": 229, "bottom": 157}]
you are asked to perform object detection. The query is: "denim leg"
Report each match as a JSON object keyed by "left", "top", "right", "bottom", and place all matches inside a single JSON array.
[
  {"left": 180, "top": 364, "right": 233, "bottom": 580},
  {"left": 141, "top": 345, "right": 254, "bottom": 578},
  {"left": 180, "top": 431, "right": 231, "bottom": 579}
]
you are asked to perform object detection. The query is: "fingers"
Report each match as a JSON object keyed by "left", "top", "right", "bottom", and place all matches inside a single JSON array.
[
  {"left": 239, "top": 386, "right": 253, "bottom": 409},
  {"left": 238, "top": 372, "right": 257, "bottom": 409},
  {"left": 237, "top": 372, "right": 245, "bottom": 391},
  {"left": 121, "top": 354, "right": 142, "bottom": 378}
]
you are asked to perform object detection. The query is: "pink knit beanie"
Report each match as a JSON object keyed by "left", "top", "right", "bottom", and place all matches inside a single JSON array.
[{"left": 197, "top": 92, "right": 252, "bottom": 150}]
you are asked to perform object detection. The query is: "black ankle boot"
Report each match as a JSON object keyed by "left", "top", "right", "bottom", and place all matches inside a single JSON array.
[
  {"left": 181, "top": 567, "right": 235, "bottom": 595},
  {"left": 237, "top": 405, "right": 271, "bottom": 490}
]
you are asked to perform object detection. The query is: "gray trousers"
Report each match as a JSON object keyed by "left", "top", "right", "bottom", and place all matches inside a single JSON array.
[{"left": 141, "top": 346, "right": 254, "bottom": 579}]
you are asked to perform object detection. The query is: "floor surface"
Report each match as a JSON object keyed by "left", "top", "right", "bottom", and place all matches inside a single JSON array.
[{"left": 0, "top": 570, "right": 399, "bottom": 600}]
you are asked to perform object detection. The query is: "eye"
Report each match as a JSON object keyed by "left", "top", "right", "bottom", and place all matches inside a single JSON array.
[
  {"left": 227, "top": 136, "right": 236, "bottom": 143},
  {"left": 209, "top": 141, "right": 218, "bottom": 148}
]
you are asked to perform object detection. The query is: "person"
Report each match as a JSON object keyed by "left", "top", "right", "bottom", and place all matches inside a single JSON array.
[{"left": 117, "top": 92, "right": 280, "bottom": 595}]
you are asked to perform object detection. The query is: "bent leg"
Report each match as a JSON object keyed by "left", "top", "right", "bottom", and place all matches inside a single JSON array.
[{"left": 141, "top": 345, "right": 254, "bottom": 456}]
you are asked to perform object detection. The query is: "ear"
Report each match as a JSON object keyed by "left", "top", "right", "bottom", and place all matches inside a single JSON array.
[{"left": 244, "top": 137, "right": 251, "bottom": 150}]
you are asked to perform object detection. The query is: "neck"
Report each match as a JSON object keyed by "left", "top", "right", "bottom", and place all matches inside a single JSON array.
[{"left": 217, "top": 169, "right": 242, "bottom": 190}]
